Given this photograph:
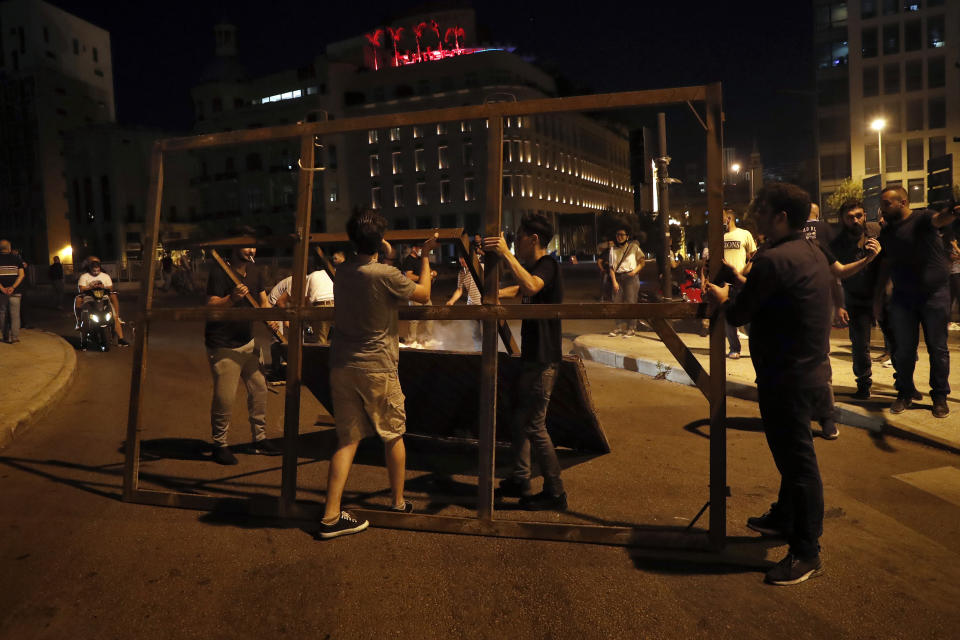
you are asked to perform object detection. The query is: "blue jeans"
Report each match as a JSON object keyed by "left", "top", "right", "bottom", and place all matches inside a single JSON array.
[
  {"left": 509, "top": 362, "right": 563, "bottom": 496},
  {"left": 0, "top": 292, "right": 21, "bottom": 342},
  {"left": 890, "top": 291, "right": 951, "bottom": 398}
]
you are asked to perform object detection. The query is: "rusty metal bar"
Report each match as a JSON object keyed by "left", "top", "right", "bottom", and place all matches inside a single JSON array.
[
  {"left": 160, "top": 86, "right": 709, "bottom": 152},
  {"left": 122, "top": 143, "right": 164, "bottom": 501},
  {"left": 477, "top": 116, "right": 504, "bottom": 522},
  {"left": 168, "top": 228, "right": 466, "bottom": 250},
  {"left": 705, "top": 82, "right": 727, "bottom": 550},
  {"left": 279, "top": 134, "right": 317, "bottom": 514}
]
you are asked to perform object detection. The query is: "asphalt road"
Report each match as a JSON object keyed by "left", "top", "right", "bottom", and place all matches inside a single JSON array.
[{"left": 2, "top": 270, "right": 960, "bottom": 638}]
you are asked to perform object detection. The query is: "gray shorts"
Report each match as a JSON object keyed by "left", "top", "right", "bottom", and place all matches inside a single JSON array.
[{"left": 330, "top": 367, "right": 406, "bottom": 445}]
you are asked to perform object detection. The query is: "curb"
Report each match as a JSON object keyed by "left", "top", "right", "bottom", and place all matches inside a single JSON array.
[
  {"left": 0, "top": 331, "right": 78, "bottom": 449},
  {"left": 572, "top": 340, "right": 959, "bottom": 456}
]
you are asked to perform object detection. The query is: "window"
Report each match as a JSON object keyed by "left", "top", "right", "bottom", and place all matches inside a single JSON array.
[
  {"left": 882, "top": 23, "right": 899, "bottom": 54},
  {"left": 416, "top": 182, "right": 426, "bottom": 206},
  {"left": 392, "top": 151, "right": 402, "bottom": 175},
  {"left": 436, "top": 122, "right": 447, "bottom": 136},
  {"left": 927, "top": 57, "right": 944, "bottom": 88},
  {"left": 100, "top": 175, "right": 111, "bottom": 221},
  {"left": 413, "top": 126, "right": 423, "bottom": 138},
  {"left": 886, "top": 102, "right": 902, "bottom": 132},
  {"left": 503, "top": 174, "right": 513, "bottom": 197},
  {"left": 863, "top": 67, "right": 880, "bottom": 96},
  {"left": 415, "top": 148, "right": 425, "bottom": 172},
  {"left": 864, "top": 143, "right": 880, "bottom": 174},
  {"left": 245, "top": 153, "right": 262, "bottom": 171},
  {"left": 463, "top": 142, "right": 474, "bottom": 167},
  {"left": 327, "top": 145, "right": 337, "bottom": 170},
  {"left": 212, "top": 97, "right": 222, "bottom": 113},
  {"left": 819, "top": 114, "right": 849, "bottom": 142},
  {"left": 883, "top": 63, "right": 900, "bottom": 94},
  {"left": 416, "top": 216, "right": 433, "bottom": 229},
  {"left": 440, "top": 180, "right": 451, "bottom": 204},
  {"left": 884, "top": 141, "right": 901, "bottom": 172},
  {"left": 882, "top": 0, "right": 898, "bottom": 14},
  {"left": 862, "top": 28, "right": 878, "bottom": 57},
  {"left": 903, "top": 1, "right": 919, "bottom": 12},
  {"left": 907, "top": 178, "right": 924, "bottom": 202},
  {"left": 817, "top": 39, "right": 849, "bottom": 67},
  {"left": 464, "top": 177, "right": 476, "bottom": 202},
  {"left": 906, "top": 138, "right": 923, "bottom": 171},
  {"left": 329, "top": 182, "right": 338, "bottom": 203},
  {"left": 368, "top": 129, "right": 378, "bottom": 144},
  {"left": 460, "top": 120, "right": 472, "bottom": 133},
  {"left": 815, "top": 3, "right": 847, "bottom": 29},
  {"left": 862, "top": 0, "right": 877, "bottom": 18},
  {"left": 904, "top": 20, "right": 921, "bottom": 51},
  {"left": 438, "top": 145, "right": 449, "bottom": 170},
  {"left": 929, "top": 136, "right": 945, "bottom": 159},
  {"left": 371, "top": 187, "right": 382, "bottom": 209},
  {"left": 904, "top": 60, "right": 922, "bottom": 91},
  {"left": 369, "top": 154, "right": 380, "bottom": 177},
  {"left": 393, "top": 184, "right": 404, "bottom": 208},
  {"left": 927, "top": 14, "right": 945, "bottom": 48},
  {"left": 248, "top": 188, "right": 264, "bottom": 212},
  {"left": 928, "top": 97, "right": 945, "bottom": 129},
  {"left": 819, "top": 76, "right": 849, "bottom": 106},
  {"left": 906, "top": 99, "right": 924, "bottom": 131},
  {"left": 72, "top": 38, "right": 79, "bottom": 54},
  {"left": 389, "top": 127, "right": 400, "bottom": 142},
  {"left": 92, "top": 47, "right": 98, "bottom": 62}
]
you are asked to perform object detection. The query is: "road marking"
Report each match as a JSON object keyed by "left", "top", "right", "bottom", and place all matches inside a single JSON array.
[{"left": 893, "top": 466, "right": 960, "bottom": 507}]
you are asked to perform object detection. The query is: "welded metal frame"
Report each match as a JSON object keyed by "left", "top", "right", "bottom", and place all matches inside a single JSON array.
[{"left": 123, "top": 83, "right": 726, "bottom": 549}]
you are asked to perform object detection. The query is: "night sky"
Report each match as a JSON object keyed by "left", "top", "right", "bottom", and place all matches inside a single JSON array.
[{"left": 52, "top": 0, "right": 816, "bottom": 177}]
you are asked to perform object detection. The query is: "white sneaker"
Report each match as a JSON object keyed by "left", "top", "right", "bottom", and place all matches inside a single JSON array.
[
  {"left": 608, "top": 330, "right": 621, "bottom": 337},
  {"left": 949, "top": 322, "right": 960, "bottom": 331},
  {"left": 737, "top": 330, "right": 749, "bottom": 340}
]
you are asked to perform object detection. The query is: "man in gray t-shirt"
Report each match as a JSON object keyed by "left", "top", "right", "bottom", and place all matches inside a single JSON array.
[{"left": 318, "top": 209, "right": 438, "bottom": 540}]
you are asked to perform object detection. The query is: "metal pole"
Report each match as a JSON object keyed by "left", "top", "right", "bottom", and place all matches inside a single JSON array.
[{"left": 657, "top": 113, "right": 672, "bottom": 300}]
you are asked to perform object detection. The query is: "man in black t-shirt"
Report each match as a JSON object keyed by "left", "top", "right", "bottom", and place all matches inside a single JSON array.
[
  {"left": 877, "top": 186, "right": 958, "bottom": 418},
  {"left": 204, "top": 245, "right": 281, "bottom": 464},
  {"left": 705, "top": 183, "right": 831, "bottom": 586},
  {"left": 484, "top": 212, "right": 567, "bottom": 512}
]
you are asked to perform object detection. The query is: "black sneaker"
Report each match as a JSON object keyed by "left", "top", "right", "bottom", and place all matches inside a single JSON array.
[
  {"left": 890, "top": 396, "right": 913, "bottom": 414},
  {"left": 912, "top": 390, "right": 923, "bottom": 402},
  {"left": 518, "top": 491, "right": 568, "bottom": 511},
  {"left": 390, "top": 500, "right": 414, "bottom": 513},
  {"left": 117, "top": 338, "right": 130, "bottom": 347},
  {"left": 318, "top": 511, "right": 369, "bottom": 539},
  {"left": 820, "top": 418, "right": 839, "bottom": 440},
  {"left": 932, "top": 396, "right": 949, "bottom": 419},
  {"left": 495, "top": 477, "right": 532, "bottom": 499},
  {"left": 851, "top": 386, "right": 870, "bottom": 400},
  {"left": 746, "top": 507, "right": 791, "bottom": 536},
  {"left": 252, "top": 438, "right": 283, "bottom": 456},
  {"left": 211, "top": 446, "right": 238, "bottom": 465},
  {"left": 764, "top": 553, "right": 823, "bottom": 586}
]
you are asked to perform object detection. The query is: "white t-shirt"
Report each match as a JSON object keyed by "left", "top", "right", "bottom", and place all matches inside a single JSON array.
[
  {"left": 268, "top": 271, "right": 334, "bottom": 306},
  {"left": 723, "top": 228, "right": 757, "bottom": 274},
  {"left": 78, "top": 271, "right": 113, "bottom": 292},
  {"left": 608, "top": 241, "right": 643, "bottom": 274}
]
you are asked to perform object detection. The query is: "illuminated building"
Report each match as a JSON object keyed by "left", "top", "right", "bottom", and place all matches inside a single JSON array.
[
  {"left": 815, "top": 0, "right": 960, "bottom": 210},
  {"left": 0, "top": 0, "right": 114, "bottom": 265}
]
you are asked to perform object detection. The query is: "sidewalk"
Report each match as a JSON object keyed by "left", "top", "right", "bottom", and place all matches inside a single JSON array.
[
  {"left": 573, "top": 330, "right": 960, "bottom": 453},
  {"left": 0, "top": 330, "right": 77, "bottom": 449}
]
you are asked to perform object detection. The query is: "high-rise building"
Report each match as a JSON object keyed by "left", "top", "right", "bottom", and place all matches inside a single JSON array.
[
  {"left": 815, "top": 0, "right": 960, "bottom": 211},
  {"left": 0, "top": 0, "right": 115, "bottom": 265}
]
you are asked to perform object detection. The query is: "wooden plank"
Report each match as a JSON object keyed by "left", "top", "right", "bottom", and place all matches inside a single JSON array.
[
  {"left": 280, "top": 134, "right": 317, "bottom": 514},
  {"left": 477, "top": 116, "right": 503, "bottom": 522},
  {"left": 209, "top": 249, "right": 286, "bottom": 344},
  {"left": 122, "top": 143, "right": 164, "bottom": 501},
  {"left": 159, "top": 86, "right": 709, "bottom": 152},
  {"left": 166, "top": 228, "right": 465, "bottom": 250},
  {"left": 650, "top": 317, "right": 711, "bottom": 399},
  {"left": 705, "top": 82, "right": 727, "bottom": 550}
]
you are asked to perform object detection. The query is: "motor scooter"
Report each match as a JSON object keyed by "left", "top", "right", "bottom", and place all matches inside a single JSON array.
[{"left": 77, "top": 286, "right": 117, "bottom": 351}]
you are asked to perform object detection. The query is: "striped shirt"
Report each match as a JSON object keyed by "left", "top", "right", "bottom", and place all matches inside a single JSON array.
[
  {"left": 0, "top": 253, "right": 25, "bottom": 288},
  {"left": 457, "top": 267, "right": 482, "bottom": 305}
]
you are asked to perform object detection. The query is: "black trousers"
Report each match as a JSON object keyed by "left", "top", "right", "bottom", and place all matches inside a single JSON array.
[
  {"left": 758, "top": 384, "right": 826, "bottom": 560},
  {"left": 847, "top": 303, "right": 874, "bottom": 389}
]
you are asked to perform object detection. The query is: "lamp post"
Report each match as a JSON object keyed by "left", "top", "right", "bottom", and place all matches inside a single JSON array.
[{"left": 870, "top": 117, "right": 886, "bottom": 179}]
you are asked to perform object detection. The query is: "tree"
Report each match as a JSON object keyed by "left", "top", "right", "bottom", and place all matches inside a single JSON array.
[{"left": 826, "top": 178, "right": 864, "bottom": 213}]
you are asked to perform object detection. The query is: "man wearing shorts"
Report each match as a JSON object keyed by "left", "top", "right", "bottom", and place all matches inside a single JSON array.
[{"left": 318, "top": 209, "right": 438, "bottom": 539}]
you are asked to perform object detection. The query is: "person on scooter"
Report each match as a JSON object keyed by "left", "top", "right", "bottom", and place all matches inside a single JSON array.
[{"left": 76, "top": 256, "right": 128, "bottom": 347}]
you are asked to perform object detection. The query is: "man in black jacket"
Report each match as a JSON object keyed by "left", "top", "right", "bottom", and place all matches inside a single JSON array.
[{"left": 705, "top": 182, "right": 832, "bottom": 586}]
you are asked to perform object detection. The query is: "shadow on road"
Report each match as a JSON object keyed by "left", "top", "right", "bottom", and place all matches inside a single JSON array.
[{"left": 683, "top": 417, "right": 765, "bottom": 439}]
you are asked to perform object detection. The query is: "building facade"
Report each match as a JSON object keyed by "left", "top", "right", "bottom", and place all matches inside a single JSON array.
[
  {"left": 0, "top": 0, "right": 114, "bottom": 265},
  {"left": 816, "top": 0, "right": 960, "bottom": 210}
]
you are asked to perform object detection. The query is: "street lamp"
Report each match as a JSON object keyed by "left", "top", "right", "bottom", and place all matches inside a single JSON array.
[
  {"left": 870, "top": 117, "right": 886, "bottom": 177},
  {"left": 730, "top": 163, "right": 741, "bottom": 173}
]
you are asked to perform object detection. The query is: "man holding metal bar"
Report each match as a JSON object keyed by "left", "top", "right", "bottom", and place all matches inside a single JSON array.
[
  {"left": 484, "top": 212, "right": 567, "bottom": 511},
  {"left": 204, "top": 244, "right": 282, "bottom": 465},
  {"left": 318, "top": 210, "right": 438, "bottom": 539},
  {"left": 705, "top": 183, "right": 832, "bottom": 586}
]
